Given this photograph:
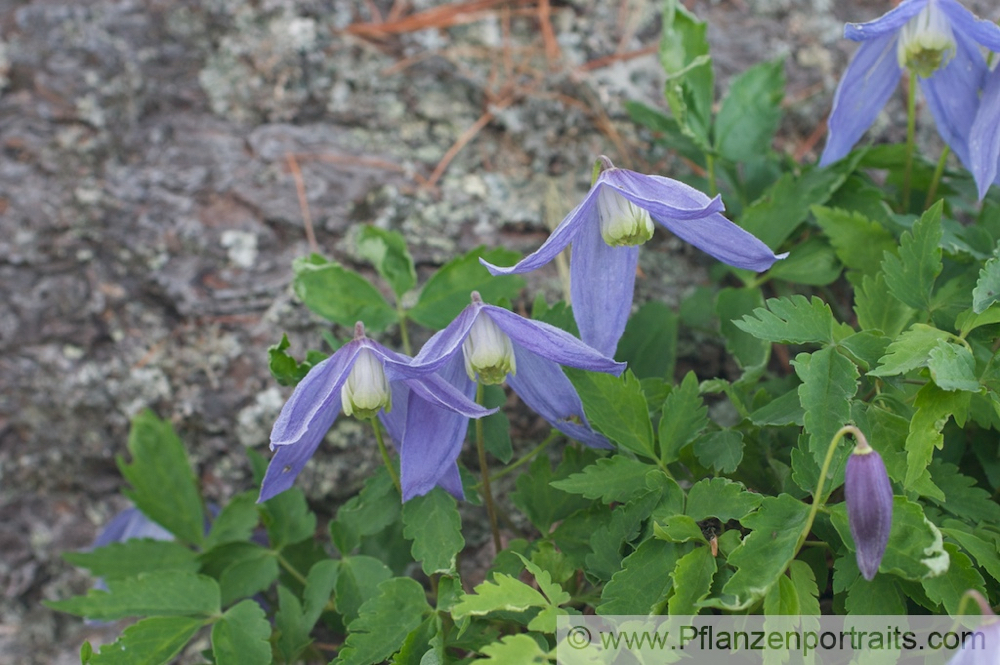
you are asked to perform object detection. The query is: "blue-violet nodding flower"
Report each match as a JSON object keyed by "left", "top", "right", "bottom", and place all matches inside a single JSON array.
[
  {"left": 844, "top": 438, "right": 894, "bottom": 581},
  {"left": 390, "top": 292, "right": 626, "bottom": 496},
  {"left": 819, "top": 0, "right": 1000, "bottom": 200},
  {"left": 947, "top": 592, "right": 1000, "bottom": 665},
  {"left": 481, "top": 156, "right": 785, "bottom": 357},
  {"left": 259, "top": 322, "right": 495, "bottom": 504}
]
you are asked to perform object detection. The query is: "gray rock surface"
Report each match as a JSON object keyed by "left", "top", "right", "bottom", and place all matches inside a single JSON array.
[{"left": 0, "top": 0, "right": 989, "bottom": 661}]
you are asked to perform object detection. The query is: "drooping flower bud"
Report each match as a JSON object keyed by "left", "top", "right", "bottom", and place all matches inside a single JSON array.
[
  {"left": 597, "top": 185, "right": 654, "bottom": 247},
  {"left": 341, "top": 347, "right": 391, "bottom": 419},
  {"left": 844, "top": 438, "right": 893, "bottom": 581},
  {"left": 462, "top": 307, "right": 516, "bottom": 385},
  {"left": 897, "top": 1, "right": 956, "bottom": 78}
]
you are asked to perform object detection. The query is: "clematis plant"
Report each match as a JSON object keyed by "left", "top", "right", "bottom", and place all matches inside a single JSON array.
[
  {"left": 819, "top": 0, "right": 1000, "bottom": 199},
  {"left": 482, "top": 156, "right": 785, "bottom": 357},
  {"left": 844, "top": 434, "right": 893, "bottom": 581},
  {"left": 258, "top": 322, "right": 494, "bottom": 503},
  {"left": 970, "top": 65, "right": 1000, "bottom": 199}
]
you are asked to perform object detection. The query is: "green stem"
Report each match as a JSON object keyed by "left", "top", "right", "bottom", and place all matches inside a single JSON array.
[
  {"left": 796, "top": 425, "right": 866, "bottom": 552},
  {"left": 397, "top": 306, "right": 413, "bottom": 356},
  {"left": 475, "top": 382, "right": 503, "bottom": 553},
  {"left": 902, "top": 71, "right": 917, "bottom": 212},
  {"left": 371, "top": 417, "right": 401, "bottom": 496},
  {"left": 705, "top": 153, "right": 718, "bottom": 198},
  {"left": 924, "top": 145, "right": 950, "bottom": 209}
]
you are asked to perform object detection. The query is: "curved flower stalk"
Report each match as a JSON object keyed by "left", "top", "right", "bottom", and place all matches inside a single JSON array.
[
  {"left": 844, "top": 437, "right": 894, "bottom": 581},
  {"left": 481, "top": 157, "right": 785, "bottom": 356},
  {"left": 391, "top": 292, "right": 626, "bottom": 498},
  {"left": 820, "top": 0, "right": 1000, "bottom": 199},
  {"left": 258, "top": 322, "right": 494, "bottom": 503}
]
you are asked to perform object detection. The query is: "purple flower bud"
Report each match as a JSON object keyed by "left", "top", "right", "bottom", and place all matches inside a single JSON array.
[{"left": 845, "top": 444, "right": 893, "bottom": 581}]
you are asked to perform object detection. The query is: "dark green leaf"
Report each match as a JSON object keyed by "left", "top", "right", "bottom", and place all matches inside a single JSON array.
[
  {"left": 734, "top": 295, "right": 852, "bottom": 345},
  {"left": 567, "top": 369, "right": 656, "bottom": 460},
  {"left": 597, "top": 539, "right": 678, "bottom": 615},
  {"left": 511, "top": 453, "right": 592, "bottom": 533},
  {"left": 356, "top": 226, "right": 416, "bottom": 299},
  {"left": 929, "top": 462, "right": 1000, "bottom": 523},
  {"left": 45, "top": 571, "right": 220, "bottom": 621},
  {"left": 660, "top": 0, "right": 713, "bottom": 147},
  {"left": 205, "top": 492, "right": 260, "bottom": 549},
  {"left": 686, "top": 477, "right": 763, "bottom": 522},
  {"left": 812, "top": 206, "right": 897, "bottom": 276},
  {"left": 293, "top": 254, "right": 397, "bottom": 331},
  {"left": 836, "top": 331, "right": 891, "bottom": 371},
  {"left": 334, "top": 578, "right": 432, "bottom": 665},
  {"left": 615, "top": 300, "right": 677, "bottom": 380},
  {"left": 855, "top": 272, "right": 914, "bottom": 338},
  {"left": 765, "top": 237, "right": 841, "bottom": 286},
  {"left": 336, "top": 555, "right": 393, "bottom": 625},
  {"left": 904, "top": 384, "right": 970, "bottom": 490},
  {"left": 260, "top": 486, "right": 317, "bottom": 551},
  {"left": 268, "top": 333, "right": 316, "bottom": 387},
  {"left": 408, "top": 247, "right": 524, "bottom": 330},
  {"left": 63, "top": 540, "right": 199, "bottom": 581},
  {"left": 659, "top": 371, "right": 708, "bottom": 464},
  {"left": 402, "top": 488, "right": 464, "bottom": 576},
  {"left": 655, "top": 514, "right": 707, "bottom": 544},
  {"left": 844, "top": 573, "right": 906, "bottom": 615},
  {"left": 692, "top": 430, "right": 744, "bottom": 474},
  {"left": 275, "top": 586, "right": 310, "bottom": 664},
  {"left": 717, "top": 287, "right": 769, "bottom": 370},
  {"left": 922, "top": 544, "right": 986, "bottom": 615},
  {"left": 88, "top": 616, "right": 204, "bottom": 665},
  {"left": 715, "top": 59, "right": 784, "bottom": 162},
  {"left": 789, "top": 560, "right": 820, "bottom": 616},
  {"left": 941, "top": 527, "right": 1000, "bottom": 582},
  {"left": 624, "top": 100, "right": 703, "bottom": 162},
  {"left": 117, "top": 411, "right": 205, "bottom": 547},
  {"left": 211, "top": 599, "right": 272, "bottom": 665},
  {"left": 793, "top": 347, "right": 858, "bottom": 471},
  {"left": 330, "top": 467, "right": 400, "bottom": 555},
  {"left": 749, "top": 389, "right": 804, "bottom": 427},
  {"left": 881, "top": 202, "right": 944, "bottom": 311}
]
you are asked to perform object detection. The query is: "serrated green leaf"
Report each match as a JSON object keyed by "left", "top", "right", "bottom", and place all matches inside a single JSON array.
[
  {"left": 356, "top": 225, "right": 416, "bottom": 299},
  {"left": 793, "top": 347, "right": 858, "bottom": 471},
  {"left": 567, "top": 369, "right": 655, "bottom": 460},
  {"left": 714, "top": 494, "right": 810, "bottom": 611},
  {"left": 836, "top": 331, "right": 891, "bottom": 371},
  {"left": 408, "top": 247, "right": 524, "bottom": 330},
  {"left": 402, "top": 488, "right": 464, "bottom": 576},
  {"left": 597, "top": 539, "right": 678, "bottom": 615},
  {"left": 512, "top": 452, "right": 593, "bottom": 533},
  {"left": 335, "top": 577, "right": 432, "bottom": 665},
  {"left": 660, "top": 0, "right": 713, "bottom": 147},
  {"left": 550, "top": 456, "right": 656, "bottom": 504},
  {"left": 942, "top": 527, "right": 1000, "bottom": 585},
  {"left": 686, "top": 478, "right": 763, "bottom": 522},
  {"left": 655, "top": 514, "right": 707, "bottom": 544},
  {"left": 717, "top": 287, "right": 769, "bottom": 370},
  {"left": 330, "top": 467, "right": 400, "bottom": 555},
  {"left": 765, "top": 236, "right": 842, "bottom": 285},
  {"left": 336, "top": 555, "right": 393, "bottom": 625},
  {"left": 624, "top": 100, "right": 704, "bottom": 163},
  {"left": 659, "top": 371, "right": 708, "bottom": 464},
  {"left": 293, "top": 254, "right": 397, "bottom": 331},
  {"left": 927, "top": 341, "right": 980, "bottom": 392},
  {"left": 259, "top": 486, "right": 317, "bottom": 551},
  {"left": 749, "top": 389, "right": 804, "bottom": 427},
  {"left": 869, "top": 324, "right": 951, "bottom": 377},
  {"left": 480, "top": 634, "right": 549, "bottom": 663},
  {"left": 197, "top": 542, "right": 279, "bottom": 607},
  {"left": 64, "top": 539, "right": 199, "bottom": 580},
  {"left": 929, "top": 462, "right": 1000, "bottom": 523},
  {"left": 88, "top": 616, "right": 204, "bottom": 665},
  {"left": 844, "top": 573, "right": 906, "bottom": 615},
  {"left": 788, "top": 560, "right": 820, "bottom": 615},
  {"left": 904, "top": 383, "right": 970, "bottom": 490},
  {"left": 715, "top": 58, "right": 784, "bottom": 162},
  {"left": 812, "top": 206, "right": 897, "bottom": 276},
  {"left": 515, "top": 553, "right": 571, "bottom": 629},
  {"left": 117, "top": 411, "right": 205, "bottom": 547},
  {"left": 205, "top": 492, "right": 260, "bottom": 549},
  {"left": 275, "top": 586, "right": 310, "bottom": 664},
  {"left": 734, "top": 295, "right": 852, "bottom": 345},
  {"left": 211, "top": 599, "right": 271, "bottom": 665},
  {"left": 855, "top": 272, "right": 914, "bottom": 338},
  {"left": 668, "top": 546, "right": 716, "bottom": 615},
  {"left": 763, "top": 574, "right": 799, "bottom": 615},
  {"left": 881, "top": 202, "right": 944, "bottom": 311},
  {"left": 973, "top": 253, "right": 1000, "bottom": 314},
  {"left": 46, "top": 571, "right": 220, "bottom": 621},
  {"left": 615, "top": 300, "right": 677, "bottom": 380},
  {"left": 922, "top": 544, "right": 986, "bottom": 615},
  {"left": 956, "top": 305, "right": 1000, "bottom": 337},
  {"left": 586, "top": 492, "right": 662, "bottom": 581},
  {"left": 692, "top": 430, "right": 744, "bottom": 474},
  {"left": 453, "top": 574, "right": 549, "bottom": 619}
]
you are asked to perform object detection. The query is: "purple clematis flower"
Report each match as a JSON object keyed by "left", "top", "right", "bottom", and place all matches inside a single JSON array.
[
  {"left": 259, "top": 322, "right": 494, "bottom": 503},
  {"left": 819, "top": 0, "right": 1000, "bottom": 199},
  {"left": 844, "top": 439, "right": 894, "bottom": 581},
  {"left": 391, "top": 292, "right": 626, "bottom": 498},
  {"left": 970, "top": 65, "right": 1000, "bottom": 199},
  {"left": 481, "top": 157, "right": 785, "bottom": 357},
  {"left": 947, "top": 592, "right": 1000, "bottom": 665}
]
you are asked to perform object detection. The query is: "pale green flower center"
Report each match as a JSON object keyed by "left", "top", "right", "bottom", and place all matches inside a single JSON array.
[
  {"left": 597, "top": 185, "right": 654, "bottom": 247},
  {"left": 462, "top": 313, "right": 516, "bottom": 385},
  {"left": 897, "top": 1, "right": 956, "bottom": 78},
  {"left": 341, "top": 348, "right": 391, "bottom": 419}
]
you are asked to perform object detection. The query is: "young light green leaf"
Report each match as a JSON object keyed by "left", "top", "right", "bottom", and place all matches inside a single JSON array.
[
  {"left": 922, "top": 544, "right": 986, "bottom": 615},
  {"left": 515, "top": 553, "right": 571, "bottom": 631},
  {"left": 616, "top": 300, "right": 677, "bottom": 380},
  {"left": 812, "top": 206, "right": 897, "bottom": 276},
  {"left": 692, "top": 430, "right": 744, "bottom": 474},
  {"left": 408, "top": 247, "right": 524, "bottom": 330},
  {"left": 45, "top": 571, "right": 220, "bottom": 621},
  {"left": 117, "top": 411, "right": 205, "bottom": 547},
  {"left": 869, "top": 324, "right": 951, "bottom": 377},
  {"left": 402, "top": 488, "right": 465, "bottom": 576},
  {"left": 685, "top": 477, "right": 763, "bottom": 522},
  {"left": 597, "top": 539, "right": 678, "bottom": 615},
  {"left": 927, "top": 341, "right": 980, "bottom": 392},
  {"left": 855, "top": 272, "right": 914, "bottom": 338},
  {"left": 881, "top": 202, "right": 944, "bottom": 311},
  {"left": 211, "top": 599, "right": 271, "bottom": 665},
  {"left": 734, "top": 294, "right": 852, "bottom": 345},
  {"left": 480, "top": 635, "right": 549, "bottom": 664},
  {"left": 63, "top": 540, "right": 199, "bottom": 581},
  {"left": 567, "top": 369, "right": 656, "bottom": 461},
  {"left": 715, "top": 58, "right": 784, "bottom": 162},
  {"left": 904, "top": 384, "right": 970, "bottom": 490},
  {"left": 293, "top": 254, "right": 397, "bottom": 331},
  {"left": 659, "top": 371, "right": 708, "bottom": 464},
  {"left": 334, "top": 578, "right": 432, "bottom": 665},
  {"left": 356, "top": 225, "right": 416, "bottom": 299},
  {"left": 713, "top": 494, "right": 810, "bottom": 611},
  {"left": 793, "top": 347, "right": 858, "bottom": 469},
  {"left": 668, "top": 547, "right": 717, "bottom": 615},
  {"left": 452, "top": 573, "right": 549, "bottom": 619},
  {"left": 973, "top": 253, "right": 1000, "bottom": 313},
  {"left": 550, "top": 456, "right": 657, "bottom": 504},
  {"left": 88, "top": 616, "right": 205, "bottom": 665}
]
